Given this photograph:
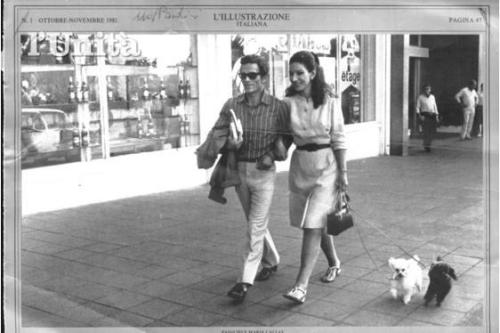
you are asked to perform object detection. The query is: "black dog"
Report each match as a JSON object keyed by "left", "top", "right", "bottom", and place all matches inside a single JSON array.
[{"left": 424, "top": 256, "right": 457, "bottom": 306}]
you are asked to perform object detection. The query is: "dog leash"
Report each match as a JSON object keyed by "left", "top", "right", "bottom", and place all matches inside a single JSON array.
[
  {"left": 349, "top": 207, "right": 429, "bottom": 270},
  {"left": 353, "top": 219, "right": 382, "bottom": 270}
]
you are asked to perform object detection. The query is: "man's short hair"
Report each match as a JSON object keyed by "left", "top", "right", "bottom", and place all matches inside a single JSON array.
[{"left": 240, "top": 54, "right": 269, "bottom": 77}]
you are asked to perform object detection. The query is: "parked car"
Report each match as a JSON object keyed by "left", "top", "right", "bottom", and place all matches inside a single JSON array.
[{"left": 21, "top": 108, "right": 80, "bottom": 167}]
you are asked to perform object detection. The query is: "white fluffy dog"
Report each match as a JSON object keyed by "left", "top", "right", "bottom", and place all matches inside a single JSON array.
[{"left": 388, "top": 255, "right": 423, "bottom": 304}]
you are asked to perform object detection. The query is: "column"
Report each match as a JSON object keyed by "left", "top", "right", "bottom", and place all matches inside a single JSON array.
[
  {"left": 390, "top": 35, "right": 409, "bottom": 156},
  {"left": 375, "top": 35, "right": 391, "bottom": 155}
]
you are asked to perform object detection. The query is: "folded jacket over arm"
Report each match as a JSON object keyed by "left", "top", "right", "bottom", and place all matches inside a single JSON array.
[
  {"left": 196, "top": 126, "right": 241, "bottom": 204},
  {"left": 196, "top": 127, "right": 229, "bottom": 169}
]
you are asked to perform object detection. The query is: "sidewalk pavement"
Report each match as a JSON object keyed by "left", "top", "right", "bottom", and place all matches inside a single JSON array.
[{"left": 21, "top": 134, "right": 485, "bottom": 328}]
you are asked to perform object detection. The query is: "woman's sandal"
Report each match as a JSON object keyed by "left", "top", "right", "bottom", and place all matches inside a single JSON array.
[
  {"left": 321, "top": 266, "right": 341, "bottom": 283},
  {"left": 283, "top": 286, "right": 307, "bottom": 304}
]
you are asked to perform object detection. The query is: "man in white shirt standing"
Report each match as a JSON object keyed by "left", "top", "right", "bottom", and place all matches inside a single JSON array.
[
  {"left": 416, "top": 84, "right": 439, "bottom": 152},
  {"left": 455, "top": 79, "right": 478, "bottom": 140}
]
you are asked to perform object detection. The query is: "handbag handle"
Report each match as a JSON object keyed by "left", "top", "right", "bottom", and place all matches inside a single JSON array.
[{"left": 335, "top": 191, "right": 351, "bottom": 212}]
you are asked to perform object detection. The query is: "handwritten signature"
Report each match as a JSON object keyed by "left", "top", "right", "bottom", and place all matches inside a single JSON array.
[{"left": 133, "top": 7, "right": 200, "bottom": 22}]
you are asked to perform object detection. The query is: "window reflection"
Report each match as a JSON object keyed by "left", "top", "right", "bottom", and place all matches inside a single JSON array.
[
  {"left": 20, "top": 32, "right": 200, "bottom": 168},
  {"left": 231, "top": 34, "right": 364, "bottom": 125}
]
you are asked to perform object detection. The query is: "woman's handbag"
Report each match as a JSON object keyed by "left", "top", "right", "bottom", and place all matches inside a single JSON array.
[{"left": 327, "top": 191, "right": 354, "bottom": 236}]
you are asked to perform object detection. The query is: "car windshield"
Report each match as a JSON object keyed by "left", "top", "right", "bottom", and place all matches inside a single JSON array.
[
  {"left": 22, "top": 113, "right": 45, "bottom": 130},
  {"left": 43, "top": 112, "right": 68, "bottom": 129}
]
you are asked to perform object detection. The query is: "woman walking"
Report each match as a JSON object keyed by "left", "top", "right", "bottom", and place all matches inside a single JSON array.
[{"left": 283, "top": 51, "right": 348, "bottom": 304}]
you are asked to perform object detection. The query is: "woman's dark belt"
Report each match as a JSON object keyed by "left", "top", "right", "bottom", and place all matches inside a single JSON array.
[{"left": 296, "top": 143, "right": 331, "bottom": 152}]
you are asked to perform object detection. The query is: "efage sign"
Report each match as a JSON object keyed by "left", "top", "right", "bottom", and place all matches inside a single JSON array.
[{"left": 23, "top": 32, "right": 142, "bottom": 58}]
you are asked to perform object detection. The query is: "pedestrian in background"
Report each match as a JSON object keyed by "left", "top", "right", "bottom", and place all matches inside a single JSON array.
[
  {"left": 210, "top": 54, "right": 290, "bottom": 303},
  {"left": 416, "top": 84, "right": 439, "bottom": 152},
  {"left": 455, "top": 79, "right": 478, "bottom": 140},
  {"left": 472, "top": 83, "right": 484, "bottom": 138},
  {"left": 282, "top": 51, "right": 347, "bottom": 304}
]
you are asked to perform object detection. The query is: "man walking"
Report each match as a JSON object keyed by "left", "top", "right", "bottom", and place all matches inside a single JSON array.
[
  {"left": 210, "top": 54, "right": 290, "bottom": 302},
  {"left": 455, "top": 79, "right": 478, "bottom": 140},
  {"left": 416, "top": 84, "right": 439, "bottom": 152}
]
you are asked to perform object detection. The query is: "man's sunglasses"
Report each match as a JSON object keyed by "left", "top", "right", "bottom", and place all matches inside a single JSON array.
[{"left": 239, "top": 72, "right": 260, "bottom": 80}]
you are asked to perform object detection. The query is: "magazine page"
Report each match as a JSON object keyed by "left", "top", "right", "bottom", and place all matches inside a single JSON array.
[{"left": 3, "top": 1, "right": 499, "bottom": 333}]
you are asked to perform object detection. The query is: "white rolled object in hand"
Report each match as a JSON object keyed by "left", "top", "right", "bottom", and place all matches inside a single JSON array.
[
  {"left": 229, "top": 108, "right": 243, "bottom": 139},
  {"left": 229, "top": 121, "right": 238, "bottom": 140}
]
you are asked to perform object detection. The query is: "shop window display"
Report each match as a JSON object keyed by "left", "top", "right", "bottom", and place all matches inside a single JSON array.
[
  {"left": 20, "top": 69, "right": 80, "bottom": 168},
  {"left": 20, "top": 32, "right": 200, "bottom": 168}
]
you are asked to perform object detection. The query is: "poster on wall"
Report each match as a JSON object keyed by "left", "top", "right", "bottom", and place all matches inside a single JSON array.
[
  {"left": 3, "top": 1, "right": 498, "bottom": 333},
  {"left": 340, "top": 34, "right": 361, "bottom": 124},
  {"left": 339, "top": 34, "right": 361, "bottom": 92}
]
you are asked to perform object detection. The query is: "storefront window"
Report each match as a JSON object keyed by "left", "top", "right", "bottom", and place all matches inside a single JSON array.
[
  {"left": 20, "top": 32, "right": 200, "bottom": 168},
  {"left": 230, "top": 34, "right": 365, "bottom": 125}
]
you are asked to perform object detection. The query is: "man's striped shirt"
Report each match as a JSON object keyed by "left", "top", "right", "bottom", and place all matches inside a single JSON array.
[{"left": 213, "top": 91, "right": 290, "bottom": 162}]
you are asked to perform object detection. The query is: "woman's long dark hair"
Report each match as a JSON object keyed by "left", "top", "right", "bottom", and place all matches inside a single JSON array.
[{"left": 285, "top": 51, "right": 331, "bottom": 108}]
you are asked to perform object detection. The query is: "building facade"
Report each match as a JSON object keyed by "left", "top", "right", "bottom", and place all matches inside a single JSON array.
[{"left": 20, "top": 32, "right": 481, "bottom": 188}]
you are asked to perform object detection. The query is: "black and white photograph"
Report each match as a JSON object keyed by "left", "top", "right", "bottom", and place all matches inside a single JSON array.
[{"left": 3, "top": 1, "right": 499, "bottom": 332}]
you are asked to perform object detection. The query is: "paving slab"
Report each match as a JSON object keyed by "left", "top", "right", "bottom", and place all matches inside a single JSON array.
[
  {"left": 273, "top": 312, "right": 339, "bottom": 326},
  {"left": 63, "top": 282, "right": 123, "bottom": 301},
  {"left": 406, "top": 306, "right": 468, "bottom": 326},
  {"left": 197, "top": 295, "right": 255, "bottom": 317},
  {"left": 156, "top": 287, "right": 216, "bottom": 307},
  {"left": 212, "top": 317, "right": 262, "bottom": 326},
  {"left": 161, "top": 307, "right": 227, "bottom": 326},
  {"left": 97, "top": 310, "right": 155, "bottom": 327},
  {"left": 126, "top": 298, "right": 187, "bottom": 320},
  {"left": 342, "top": 309, "right": 405, "bottom": 326},
  {"left": 134, "top": 280, "right": 182, "bottom": 298},
  {"left": 361, "top": 294, "right": 422, "bottom": 316},
  {"left": 229, "top": 303, "right": 295, "bottom": 326},
  {"left": 94, "top": 290, "right": 152, "bottom": 310},
  {"left": 21, "top": 266, "right": 58, "bottom": 285},
  {"left": 53, "top": 303, "right": 109, "bottom": 325},
  {"left": 289, "top": 298, "right": 355, "bottom": 322},
  {"left": 31, "top": 275, "right": 88, "bottom": 294}
]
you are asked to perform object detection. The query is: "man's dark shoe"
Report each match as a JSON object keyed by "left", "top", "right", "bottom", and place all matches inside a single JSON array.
[
  {"left": 227, "top": 283, "right": 249, "bottom": 302},
  {"left": 255, "top": 266, "right": 278, "bottom": 281}
]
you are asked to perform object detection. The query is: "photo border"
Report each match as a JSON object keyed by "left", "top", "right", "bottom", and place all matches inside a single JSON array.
[{"left": 3, "top": 1, "right": 499, "bottom": 333}]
